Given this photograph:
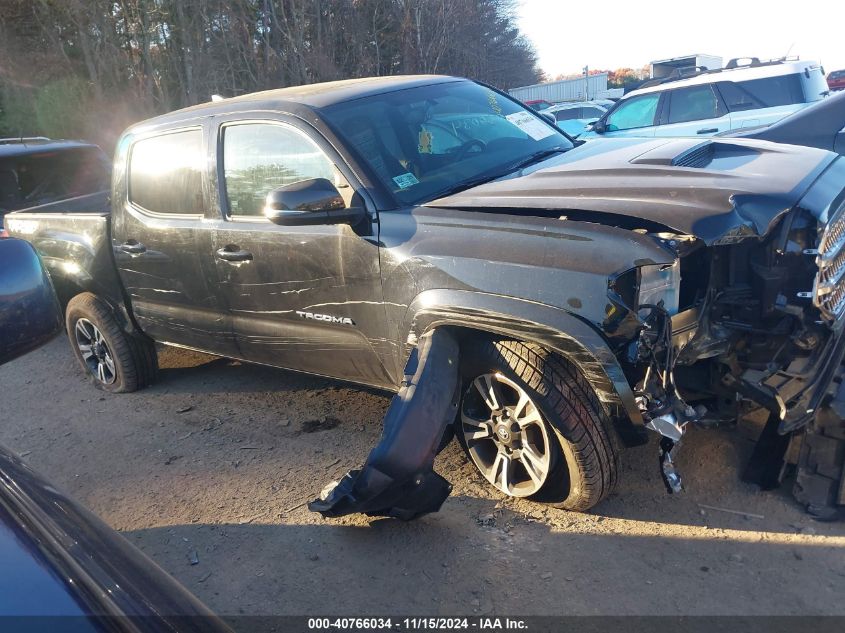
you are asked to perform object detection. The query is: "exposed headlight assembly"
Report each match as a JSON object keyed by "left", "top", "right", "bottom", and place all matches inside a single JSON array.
[{"left": 638, "top": 261, "right": 680, "bottom": 316}]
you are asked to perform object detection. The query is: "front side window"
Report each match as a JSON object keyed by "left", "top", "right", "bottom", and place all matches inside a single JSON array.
[
  {"left": 605, "top": 93, "right": 660, "bottom": 131},
  {"left": 667, "top": 85, "right": 721, "bottom": 123},
  {"left": 129, "top": 130, "right": 203, "bottom": 215},
  {"left": 321, "top": 80, "right": 572, "bottom": 206},
  {"left": 222, "top": 123, "right": 335, "bottom": 217}
]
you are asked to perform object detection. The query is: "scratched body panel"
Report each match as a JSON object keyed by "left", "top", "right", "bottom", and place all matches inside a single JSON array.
[{"left": 208, "top": 217, "right": 392, "bottom": 387}]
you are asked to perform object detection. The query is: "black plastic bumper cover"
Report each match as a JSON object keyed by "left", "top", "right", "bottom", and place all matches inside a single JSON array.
[{"left": 308, "top": 329, "right": 460, "bottom": 520}]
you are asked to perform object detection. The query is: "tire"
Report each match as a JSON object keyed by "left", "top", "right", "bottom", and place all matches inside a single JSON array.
[
  {"left": 65, "top": 293, "right": 158, "bottom": 393},
  {"left": 793, "top": 375, "right": 845, "bottom": 520},
  {"left": 457, "top": 339, "right": 620, "bottom": 512}
]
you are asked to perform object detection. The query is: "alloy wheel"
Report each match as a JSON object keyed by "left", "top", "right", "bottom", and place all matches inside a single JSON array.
[
  {"left": 460, "top": 372, "right": 553, "bottom": 497},
  {"left": 74, "top": 318, "right": 116, "bottom": 385}
]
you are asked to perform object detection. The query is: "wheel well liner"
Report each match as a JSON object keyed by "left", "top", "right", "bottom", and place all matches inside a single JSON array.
[{"left": 400, "top": 289, "right": 646, "bottom": 446}]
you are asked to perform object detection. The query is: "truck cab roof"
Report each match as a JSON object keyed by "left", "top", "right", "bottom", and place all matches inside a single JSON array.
[{"left": 130, "top": 75, "right": 464, "bottom": 131}]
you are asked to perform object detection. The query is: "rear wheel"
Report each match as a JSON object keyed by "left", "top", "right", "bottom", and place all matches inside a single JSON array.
[
  {"left": 458, "top": 339, "right": 620, "bottom": 511},
  {"left": 65, "top": 293, "right": 158, "bottom": 393}
]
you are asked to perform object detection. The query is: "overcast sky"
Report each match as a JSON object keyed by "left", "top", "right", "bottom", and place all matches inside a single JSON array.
[{"left": 517, "top": 0, "right": 845, "bottom": 79}]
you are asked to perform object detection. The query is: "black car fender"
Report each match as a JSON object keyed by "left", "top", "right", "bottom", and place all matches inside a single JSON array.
[{"left": 399, "top": 288, "right": 646, "bottom": 445}]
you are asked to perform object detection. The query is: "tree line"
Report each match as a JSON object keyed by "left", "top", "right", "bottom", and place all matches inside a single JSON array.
[{"left": 0, "top": 0, "right": 542, "bottom": 148}]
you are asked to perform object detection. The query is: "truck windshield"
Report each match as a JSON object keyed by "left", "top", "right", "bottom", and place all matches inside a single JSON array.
[{"left": 321, "top": 81, "right": 573, "bottom": 206}]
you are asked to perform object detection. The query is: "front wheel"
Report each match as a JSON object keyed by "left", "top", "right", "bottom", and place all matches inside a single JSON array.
[
  {"left": 458, "top": 339, "right": 620, "bottom": 511},
  {"left": 65, "top": 293, "right": 158, "bottom": 393}
]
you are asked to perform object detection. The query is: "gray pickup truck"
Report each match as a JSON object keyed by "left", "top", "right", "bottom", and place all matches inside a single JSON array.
[{"left": 5, "top": 76, "right": 845, "bottom": 520}]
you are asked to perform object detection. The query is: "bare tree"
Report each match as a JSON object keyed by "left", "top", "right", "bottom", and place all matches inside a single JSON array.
[{"left": 0, "top": 0, "right": 543, "bottom": 147}]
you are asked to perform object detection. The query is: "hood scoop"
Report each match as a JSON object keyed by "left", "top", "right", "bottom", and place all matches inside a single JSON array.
[
  {"left": 629, "top": 139, "right": 762, "bottom": 170},
  {"left": 672, "top": 143, "right": 715, "bottom": 168}
]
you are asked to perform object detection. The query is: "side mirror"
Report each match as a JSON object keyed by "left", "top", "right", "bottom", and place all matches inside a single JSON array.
[
  {"left": 589, "top": 119, "right": 607, "bottom": 134},
  {"left": 540, "top": 112, "right": 556, "bottom": 125},
  {"left": 0, "top": 238, "right": 62, "bottom": 365},
  {"left": 264, "top": 178, "right": 365, "bottom": 227}
]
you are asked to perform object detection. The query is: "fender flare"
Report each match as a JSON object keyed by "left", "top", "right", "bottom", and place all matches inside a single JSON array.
[
  {"left": 399, "top": 288, "right": 645, "bottom": 442},
  {"left": 45, "top": 263, "right": 136, "bottom": 335}
]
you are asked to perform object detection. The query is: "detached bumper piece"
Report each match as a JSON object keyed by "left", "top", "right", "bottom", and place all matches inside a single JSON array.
[{"left": 309, "top": 329, "right": 460, "bottom": 520}]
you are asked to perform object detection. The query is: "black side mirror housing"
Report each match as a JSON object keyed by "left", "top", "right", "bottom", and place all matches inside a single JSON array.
[
  {"left": 0, "top": 238, "right": 62, "bottom": 365},
  {"left": 590, "top": 119, "right": 607, "bottom": 134},
  {"left": 264, "top": 178, "right": 365, "bottom": 227}
]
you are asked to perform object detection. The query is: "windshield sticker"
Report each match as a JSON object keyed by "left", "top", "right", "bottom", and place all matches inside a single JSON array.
[
  {"left": 418, "top": 129, "right": 433, "bottom": 154},
  {"left": 392, "top": 172, "right": 420, "bottom": 189},
  {"left": 486, "top": 90, "right": 503, "bottom": 115},
  {"left": 505, "top": 111, "right": 555, "bottom": 141}
]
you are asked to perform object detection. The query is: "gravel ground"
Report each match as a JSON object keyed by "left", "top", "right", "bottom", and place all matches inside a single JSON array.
[{"left": 1, "top": 337, "right": 844, "bottom": 620}]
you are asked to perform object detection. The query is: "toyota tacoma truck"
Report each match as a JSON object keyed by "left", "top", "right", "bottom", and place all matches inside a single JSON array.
[{"left": 5, "top": 76, "right": 845, "bottom": 520}]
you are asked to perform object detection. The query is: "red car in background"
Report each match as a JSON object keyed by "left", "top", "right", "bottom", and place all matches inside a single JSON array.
[
  {"left": 828, "top": 69, "right": 845, "bottom": 91},
  {"left": 523, "top": 99, "right": 554, "bottom": 110}
]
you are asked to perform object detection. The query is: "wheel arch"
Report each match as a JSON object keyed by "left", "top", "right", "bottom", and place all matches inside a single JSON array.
[
  {"left": 46, "top": 267, "right": 136, "bottom": 336},
  {"left": 400, "top": 289, "right": 646, "bottom": 446}
]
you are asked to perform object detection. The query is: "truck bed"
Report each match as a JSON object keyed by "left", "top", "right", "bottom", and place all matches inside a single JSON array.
[{"left": 3, "top": 197, "right": 129, "bottom": 321}]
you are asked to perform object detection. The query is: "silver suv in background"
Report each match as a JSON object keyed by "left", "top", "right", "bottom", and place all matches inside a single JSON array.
[
  {"left": 539, "top": 101, "right": 608, "bottom": 137},
  {"left": 582, "top": 57, "right": 829, "bottom": 139}
]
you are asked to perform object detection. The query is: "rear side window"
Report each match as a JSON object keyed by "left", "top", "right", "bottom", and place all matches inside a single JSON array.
[
  {"left": 129, "top": 129, "right": 203, "bottom": 215},
  {"left": 605, "top": 93, "right": 660, "bottom": 131},
  {"left": 222, "top": 123, "right": 335, "bottom": 217},
  {"left": 667, "top": 85, "right": 721, "bottom": 123},
  {"left": 554, "top": 108, "right": 582, "bottom": 121},
  {"left": 718, "top": 74, "right": 805, "bottom": 110}
]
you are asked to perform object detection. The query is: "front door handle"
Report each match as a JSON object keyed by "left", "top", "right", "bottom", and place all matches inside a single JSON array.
[
  {"left": 120, "top": 240, "right": 146, "bottom": 254},
  {"left": 697, "top": 127, "right": 719, "bottom": 134},
  {"left": 215, "top": 246, "right": 253, "bottom": 262}
]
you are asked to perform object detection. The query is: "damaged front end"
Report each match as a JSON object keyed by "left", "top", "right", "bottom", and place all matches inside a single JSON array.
[
  {"left": 608, "top": 181, "right": 845, "bottom": 499},
  {"left": 309, "top": 329, "right": 460, "bottom": 520}
]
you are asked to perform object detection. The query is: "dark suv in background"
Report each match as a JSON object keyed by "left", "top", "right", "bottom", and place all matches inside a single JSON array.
[{"left": 0, "top": 137, "right": 110, "bottom": 228}]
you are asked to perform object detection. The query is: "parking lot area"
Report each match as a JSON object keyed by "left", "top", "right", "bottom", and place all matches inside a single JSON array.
[{"left": 1, "top": 337, "right": 843, "bottom": 620}]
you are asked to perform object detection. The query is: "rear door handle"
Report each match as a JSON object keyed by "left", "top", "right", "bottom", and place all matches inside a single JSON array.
[
  {"left": 697, "top": 128, "right": 719, "bottom": 134},
  {"left": 215, "top": 246, "right": 253, "bottom": 262},
  {"left": 120, "top": 240, "right": 146, "bottom": 254}
]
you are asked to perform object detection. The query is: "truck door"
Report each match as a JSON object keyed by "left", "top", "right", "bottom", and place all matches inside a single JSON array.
[
  {"left": 111, "top": 127, "right": 237, "bottom": 356},
  {"left": 207, "top": 117, "right": 393, "bottom": 389}
]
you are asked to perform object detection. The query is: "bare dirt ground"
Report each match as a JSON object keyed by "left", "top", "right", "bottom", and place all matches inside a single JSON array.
[{"left": 1, "top": 338, "right": 844, "bottom": 620}]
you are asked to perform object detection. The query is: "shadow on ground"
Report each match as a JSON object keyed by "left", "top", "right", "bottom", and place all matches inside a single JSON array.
[
  {"left": 125, "top": 497, "right": 845, "bottom": 620},
  {"left": 2, "top": 339, "right": 844, "bottom": 620}
]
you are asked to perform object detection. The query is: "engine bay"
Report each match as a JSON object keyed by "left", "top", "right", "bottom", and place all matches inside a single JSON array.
[{"left": 611, "top": 205, "right": 844, "bottom": 493}]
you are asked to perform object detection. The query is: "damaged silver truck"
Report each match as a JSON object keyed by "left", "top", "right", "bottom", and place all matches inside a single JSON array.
[{"left": 5, "top": 76, "right": 845, "bottom": 520}]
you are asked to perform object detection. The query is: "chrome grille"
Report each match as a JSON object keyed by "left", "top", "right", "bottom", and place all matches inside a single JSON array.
[{"left": 815, "top": 198, "right": 845, "bottom": 320}]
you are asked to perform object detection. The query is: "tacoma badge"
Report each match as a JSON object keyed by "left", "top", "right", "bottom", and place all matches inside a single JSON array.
[{"left": 296, "top": 311, "right": 355, "bottom": 326}]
